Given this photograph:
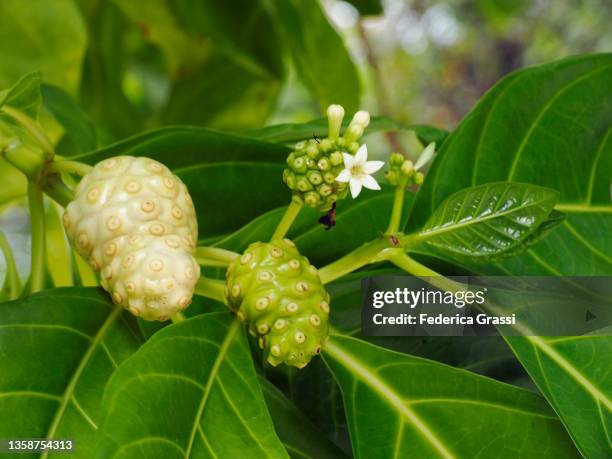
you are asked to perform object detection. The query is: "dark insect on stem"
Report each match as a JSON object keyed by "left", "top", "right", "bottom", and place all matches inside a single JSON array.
[
  {"left": 389, "top": 234, "right": 400, "bottom": 247},
  {"left": 319, "top": 202, "right": 336, "bottom": 230},
  {"left": 312, "top": 133, "right": 321, "bottom": 144}
]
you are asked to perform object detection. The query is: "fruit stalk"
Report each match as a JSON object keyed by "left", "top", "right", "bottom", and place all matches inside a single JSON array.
[
  {"left": 318, "top": 238, "right": 390, "bottom": 284},
  {"left": 195, "top": 246, "right": 239, "bottom": 267},
  {"left": 271, "top": 200, "right": 302, "bottom": 241}
]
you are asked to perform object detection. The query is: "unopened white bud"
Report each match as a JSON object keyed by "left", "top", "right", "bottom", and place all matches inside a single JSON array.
[
  {"left": 327, "top": 104, "right": 345, "bottom": 140},
  {"left": 414, "top": 142, "right": 436, "bottom": 171}
]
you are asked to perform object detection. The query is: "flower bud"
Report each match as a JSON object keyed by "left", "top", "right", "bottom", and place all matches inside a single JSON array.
[{"left": 327, "top": 104, "right": 345, "bottom": 140}]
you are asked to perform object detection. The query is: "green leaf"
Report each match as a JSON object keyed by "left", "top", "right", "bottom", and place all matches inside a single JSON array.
[
  {"left": 485, "top": 209, "right": 565, "bottom": 261},
  {"left": 270, "top": 0, "right": 360, "bottom": 113},
  {"left": 345, "top": 0, "right": 383, "bottom": 16},
  {"left": 259, "top": 376, "right": 347, "bottom": 459},
  {"left": 408, "top": 54, "right": 612, "bottom": 276},
  {"left": 112, "top": 0, "right": 209, "bottom": 78},
  {"left": 0, "top": 72, "right": 42, "bottom": 118},
  {"left": 74, "top": 126, "right": 290, "bottom": 238},
  {"left": 249, "top": 115, "right": 448, "bottom": 147},
  {"left": 114, "top": 0, "right": 285, "bottom": 129},
  {"left": 407, "top": 54, "right": 612, "bottom": 458},
  {"left": 41, "top": 84, "right": 97, "bottom": 153},
  {"left": 0, "top": 0, "right": 86, "bottom": 94},
  {"left": 162, "top": 54, "right": 282, "bottom": 129},
  {"left": 96, "top": 313, "right": 288, "bottom": 458},
  {"left": 0, "top": 287, "right": 143, "bottom": 458},
  {"left": 413, "top": 182, "right": 559, "bottom": 261},
  {"left": 323, "top": 334, "right": 580, "bottom": 458},
  {"left": 78, "top": 0, "right": 142, "bottom": 141},
  {"left": 504, "top": 335, "right": 612, "bottom": 459},
  {"left": 214, "top": 187, "right": 412, "bottom": 267}
]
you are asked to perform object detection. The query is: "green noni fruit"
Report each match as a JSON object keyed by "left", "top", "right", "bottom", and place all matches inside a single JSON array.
[{"left": 225, "top": 239, "right": 330, "bottom": 368}]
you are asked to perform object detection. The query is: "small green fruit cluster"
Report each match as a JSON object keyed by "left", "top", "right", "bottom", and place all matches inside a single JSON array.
[
  {"left": 225, "top": 239, "right": 330, "bottom": 368},
  {"left": 385, "top": 153, "right": 424, "bottom": 187},
  {"left": 283, "top": 139, "right": 353, "bottom": 211},
  {"left": 282, "top": 104, "right": 370, "bottom": 212}
]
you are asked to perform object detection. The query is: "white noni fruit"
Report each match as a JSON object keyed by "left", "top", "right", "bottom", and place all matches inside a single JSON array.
[{"left": 63, "top": 156, "right": 200, "bottom": 321}]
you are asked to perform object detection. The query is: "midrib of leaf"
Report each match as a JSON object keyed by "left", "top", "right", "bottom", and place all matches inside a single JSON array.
[
  {"left": 324, "top": 337, "right": 456, "bottom": 459},
  {"left": 418, "top": 197, "right": 547, "bottom": 241},
  {"left": 507, "top": 63, "right": 612, "bottom": 181},
  {"left": 40, "top": 305, "right": 122, "bottom": 459},
  {"left": 555, "top": 203, "right": 612, "bottom": 214},
  {"left": 185, "top": 319, "right": 239, "bottom": 458},
  {"left": 523, "top": 335, "right": 612, "bottom": 412}
]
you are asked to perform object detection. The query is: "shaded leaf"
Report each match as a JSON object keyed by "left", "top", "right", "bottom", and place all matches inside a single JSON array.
[
  {"left": 345, "top": 0, "right": 383, "bottom": 16},
  {"left": 249, "top": 115, "right": 448, "bottom": 147},
  {"left": 270, "top": 0, "right": 360, "bottom": 113},
  {"left": 260, "top": 376, "right": 347, "bottom": 459},
  {"left": 41, "top": 84, "right": 97, "bottom": 153}
]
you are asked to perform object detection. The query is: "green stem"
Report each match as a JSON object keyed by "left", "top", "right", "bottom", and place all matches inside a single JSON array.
[
  {"left": 385, "top": 185, "right": 406, "bottom": 235},
  {"left": 2, "top": 106, "right": 55, "bottom": 158},
  {"left": 0, "top": 231, "right": 22, "bottom": 299},
  {"left": 271, "top": 201, "right": 302, "bottom": 241},
  {"left": 195, "top": 246, "right": 239, "bottom": 267},
  {"left": 1, "top": 144, "right": 44, "bottom": 178},
  {"left": 194, "top": 277, "right": 227, "bottom": 305},
  {"left": 389, "top": 252, "right": 464, "bottom": 293},
  {"left": 319, "top": 239, "right": 390, "bottom": 284},
  {"left": 389, "top": 252, "right": 546, "bottom": 339},
  {"left": 171, "top": 312, "right": 186, "bottom": 323},
  {"left": 27, "top": 182, "right": 46, "bottom": 293},
  {"left": 42, "top": 174, "right": 74, "bottom": 207},
  {"left": 48, "top": 160, "right": 93, "bottom": 177}
]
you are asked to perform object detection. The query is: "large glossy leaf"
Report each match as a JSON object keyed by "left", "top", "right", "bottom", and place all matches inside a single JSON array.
[
  {"left": 408, "top": 54, "right": 612, "bottom": 276},
  {"left": 0, "top": 287, "right": 143, "bottom": 458},
  {"left": 270, "top": 0, "right": 360, "bottom": 112},
  {"left": 96, "top": 312, "right": 288, "bottom": 458},
  {"left": 323, "top": 334, "right": 580, "bottom": 458},
  {"left": 0, "top": 0, "right": 86, "bottom": 94},
  {"left": 74, "top": 126, "right": 290, "bottom": 238},
  {"left": 407, "top": 54, "right": 612, "bottom": 458},
  {"left": 249, "top": 115, "right": 448, "bottom": 147},
  {"left": 413, "top": 182, "right": 559, "bottom": 261}
]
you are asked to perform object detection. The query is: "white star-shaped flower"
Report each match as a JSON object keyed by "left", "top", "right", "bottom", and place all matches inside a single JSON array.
[{"left": 336, "top": 144, "right": 384, "bottom": 198}]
